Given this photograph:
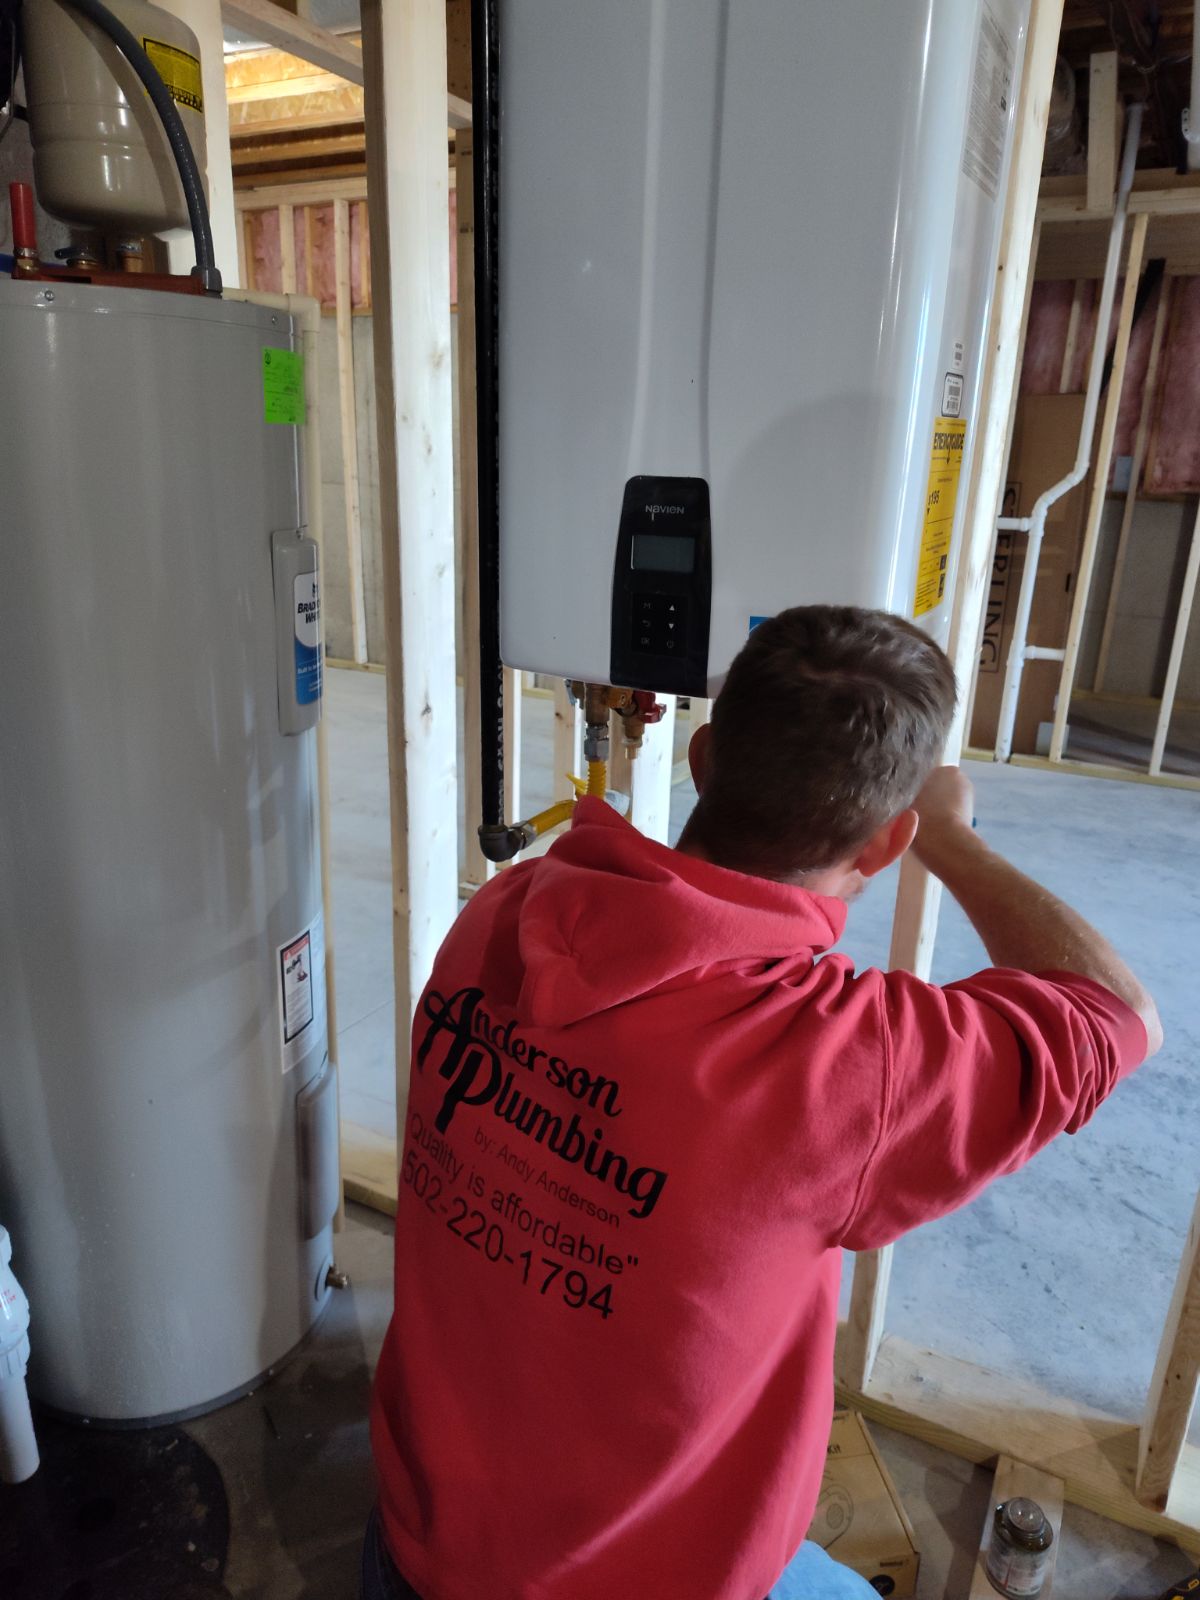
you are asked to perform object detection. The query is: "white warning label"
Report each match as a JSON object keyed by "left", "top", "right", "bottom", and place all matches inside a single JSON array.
[
  {"left": 962, "top": 5, "right": 1014, "bottom": 202},
  {"left": 277, "top": 912, "right": 325, "bottom": 1074}
]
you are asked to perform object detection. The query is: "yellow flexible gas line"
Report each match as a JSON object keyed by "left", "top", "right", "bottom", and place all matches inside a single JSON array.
[
  {"left": 520, "top": 797, "right": 577, "bottom": 840},
  {"left": 512, "top": 757, "right": 607, "bottom": 848}
]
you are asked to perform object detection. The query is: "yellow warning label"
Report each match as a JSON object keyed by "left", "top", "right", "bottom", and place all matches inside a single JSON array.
[
  {"left": 142, "top": 37, "right": 204, "bottom": 115},
  {"left": 913, "top": 415, "right": 966, "bottom": 617}
]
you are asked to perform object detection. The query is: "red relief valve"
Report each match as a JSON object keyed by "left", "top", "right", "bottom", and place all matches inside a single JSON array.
[
  {"left": 631, "top": 691, "right": 666, "bottom": 725},
  {"left": 8, "top": 184, "right": 39, "bottom": 277},
  {"left": 618, "top": 689, "right": 667, "bottom": 756}
]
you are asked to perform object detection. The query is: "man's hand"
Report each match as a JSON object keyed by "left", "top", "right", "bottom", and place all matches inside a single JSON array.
[{"left": 912, "top": 766, "right": 974, "bottom": 866}]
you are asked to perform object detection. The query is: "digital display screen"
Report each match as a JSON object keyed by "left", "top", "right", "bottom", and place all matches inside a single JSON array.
[{"left": 631, "top": 532, "right": 695, "bottom": 573}]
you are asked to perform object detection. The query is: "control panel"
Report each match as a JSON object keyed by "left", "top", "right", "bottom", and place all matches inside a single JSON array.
[{"left": 610, "top": 475, "right": 711, "bottom": 695}]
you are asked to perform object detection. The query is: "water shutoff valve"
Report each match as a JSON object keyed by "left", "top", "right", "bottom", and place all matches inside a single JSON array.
[{"left": 0, "top": 1226, "right": 39, "bottom": 1483}]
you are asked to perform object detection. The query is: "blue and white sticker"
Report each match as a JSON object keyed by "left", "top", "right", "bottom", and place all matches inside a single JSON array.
[
  {"left": 294, "top": 571, "right": 322, "bottom": 706},
  {"left": 749, "top": 615, "right": 771, "bottom": 633}
]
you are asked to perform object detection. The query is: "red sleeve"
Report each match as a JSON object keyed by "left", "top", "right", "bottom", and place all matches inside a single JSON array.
[{"left": 840, "top": 967, "right": 1148, "bottom": 1251}]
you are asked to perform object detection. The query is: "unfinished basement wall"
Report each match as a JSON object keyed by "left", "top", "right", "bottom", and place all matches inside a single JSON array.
[
  {"left": 1077, "top": 497, "right": 1200, "bottom": 700},
  {"left": 243, "top": 197, "right": 461, "bottom": 669},
  {"left": 977, "top": 273, "right": 1200, "bottom": 742}
]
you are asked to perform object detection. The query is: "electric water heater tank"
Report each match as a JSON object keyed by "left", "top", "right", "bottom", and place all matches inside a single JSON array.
[
  {"left": 0, "top": 281, "right": 338, "bottom": 1424},
  {"left": 493, "top": 0, "right": 1028, "bottom": 695}
]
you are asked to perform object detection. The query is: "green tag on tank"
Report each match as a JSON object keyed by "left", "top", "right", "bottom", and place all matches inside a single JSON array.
[{"left": 262, "top": 347, "right": 305, "bottom": 425}]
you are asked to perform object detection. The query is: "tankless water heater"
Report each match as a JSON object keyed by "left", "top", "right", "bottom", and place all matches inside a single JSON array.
[{"left": 492, "top": 0, "right": 1027, "bottom": 696}]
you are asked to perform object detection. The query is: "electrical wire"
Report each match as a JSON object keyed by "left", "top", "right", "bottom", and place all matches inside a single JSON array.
[{"left": 55, "top": 0, "right": 220, "bottom": 291}]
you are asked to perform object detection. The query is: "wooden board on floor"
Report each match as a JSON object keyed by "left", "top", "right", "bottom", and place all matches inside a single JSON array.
[
  {"left": 836, "top": 1328, "right": 1200, "bottom": 1553},
  {"left": 342, "top": 1120, "right": 398, "bottom": 1216},
  {"left": 1009, "top": 753, "right": 1200, "bottom": 791}
]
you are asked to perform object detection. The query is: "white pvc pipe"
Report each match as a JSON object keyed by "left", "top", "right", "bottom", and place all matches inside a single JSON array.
[
  {"left": 223, "top": 289, "right": 344, "bottom": 1228},
  {"left": 993, "top": 104, "right": 1144, "bottom": 762},
  {"left": 0, "top": 1227, "right": 38, "bottom": 1484}
]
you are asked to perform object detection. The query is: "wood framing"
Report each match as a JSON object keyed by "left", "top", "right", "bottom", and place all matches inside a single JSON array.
[
  {"left": 341, "top": 1117, "right": 398, "bottom": 1214},
  {"left": 967, "top": 1457, "right": 1064, "bottom": 1598},
  {"left": 362, "top": 0, "right": 459, "bottom": 1134},
  {"left": 455, "top": 124, "right": 492, "bottom": 889},
  {"left": 837, "top": 1246, "right": 892, "bottom": 1394},
  {"left": 1086, "top": 52, "right": 1120, "bottom": 214},
  {"left": 334, "top": 198, "right": 369, "bottom": 665},
  {"left": 844, "top": 0, "right": 1066, "bottom": 1386},
  {"left": 1040, "top": 169, "right": 1200, "bottom": 223},
  {"left": 1058, "top": 279, "right": 1086, "bottom": 391},
  {"left": 237, "top": 176, "right": 369, "bottom": 209},
  {"left": 1010, "top": 751, "right": 1200, "bottom": 791},
  {"left": 1149, "top": 500, "right": 1200, "bottom": 775},
  {"left": 1139, "top": 1190, "right": 1200, "bottom": 1509},
  {"left": 1047, "top": 210, "right": 1149, "bottom": 761},
  {"left": 1093, "top": 280, "right": 1172, "bottom": 690},
  {"left": 278, "top": 201, "right": 296, "bottom": 291},
  {"left": 837, "top": 1327, "right": 1200, "bottom": 1551},
  {"left": 223, "top": 33, "right": 467, "bottom": 130},
  {"left": 221, "top": 0, "right": 365, "bottom": 82},
  {"left": 1035, "top": 170, "right": 1200, "bottom": 279},
  {"left": 552, "top": 680, "right": 584, "bottom": 791},
  {"left": 609, "top": 700, "right": 678, "bottom": 845}
]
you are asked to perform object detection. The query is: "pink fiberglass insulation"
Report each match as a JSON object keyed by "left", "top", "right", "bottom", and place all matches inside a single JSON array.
[
  {"left": 1147, "top": 275, "right": 1200, "bottom": 495},
  {"left": 1020, "top": 280, "right": 1074, "bottom": 394},
  {"left": 1073, "top": 276, "right": 1129, "bottom": 396},
  {"left": 307, "top": 204, "right": 336, "bottom": 308},
  {"left": 251, "top": 207, "right": 282, "bottom": 294},
  {"left": 1112, "top": 277, "right": 1163, "bottom": 465}
]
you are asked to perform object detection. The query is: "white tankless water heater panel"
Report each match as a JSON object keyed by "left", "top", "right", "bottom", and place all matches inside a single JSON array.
[{"left": 496, "top": 0, "right": 1027, "bottom": 696}]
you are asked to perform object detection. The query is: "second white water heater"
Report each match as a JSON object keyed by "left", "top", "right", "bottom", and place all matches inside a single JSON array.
[{"left": 491, "top": 0, "right": 1028, "bottom": 695}]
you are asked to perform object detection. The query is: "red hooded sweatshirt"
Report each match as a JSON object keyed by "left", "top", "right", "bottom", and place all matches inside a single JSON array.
[{"left": 371, "top": 799, "right": 1146, "bottom": 1600}]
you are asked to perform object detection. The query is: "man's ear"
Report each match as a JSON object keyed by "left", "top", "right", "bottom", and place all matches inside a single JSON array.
[
  {"left": 852, "top": 809, "right": 918, "bottom": 880},
  {"left": 688, "top": 723, "right": 713, "bottom": 794}
]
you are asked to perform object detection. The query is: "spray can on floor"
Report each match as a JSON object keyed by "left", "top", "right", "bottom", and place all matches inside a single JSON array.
[{"left": 985, "top": 1497, "right": 1054, "bottom": 1597}]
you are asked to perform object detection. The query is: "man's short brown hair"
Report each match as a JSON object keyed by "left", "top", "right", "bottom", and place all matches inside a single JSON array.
[{"left": 684, "top": 606, "right": 957, "bottom": 877}]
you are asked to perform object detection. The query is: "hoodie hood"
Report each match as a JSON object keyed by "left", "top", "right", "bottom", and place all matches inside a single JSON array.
[{"left": 516, "top": 798, "right": 847, "bottom": 1026}]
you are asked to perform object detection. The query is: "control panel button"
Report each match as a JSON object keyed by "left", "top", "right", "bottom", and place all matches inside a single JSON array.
[{"left": 630, "top": 592, "right": 689, "bottom": 656}]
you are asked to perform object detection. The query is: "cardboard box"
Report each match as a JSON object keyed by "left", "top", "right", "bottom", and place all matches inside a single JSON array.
[
  {"left": 809, "top": 1409, "right": 920, "bottom": 1596},
  {"left": 970, "top": 393, "right": 1094, "bottom": 756}
]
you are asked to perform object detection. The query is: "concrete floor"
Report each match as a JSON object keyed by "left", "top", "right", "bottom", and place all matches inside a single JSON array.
[
  {"left": 5, "top": 667, "right": 1197, "bottom": 1599},
  {"left": 4, "top": 1202, "right": 1193, "bottom": 1599}
]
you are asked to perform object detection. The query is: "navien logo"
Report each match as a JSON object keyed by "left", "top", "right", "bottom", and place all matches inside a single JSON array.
[{"left": 645, "top": 503, "right": 685, "bottom": 517}]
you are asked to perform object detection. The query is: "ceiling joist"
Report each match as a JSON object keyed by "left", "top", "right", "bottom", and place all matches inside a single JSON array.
[{"left": 221, "top": 0, "right": 364, "bottom": 83}]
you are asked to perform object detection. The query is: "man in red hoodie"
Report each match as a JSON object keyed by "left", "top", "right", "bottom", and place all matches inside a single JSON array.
[{"left": 364, "top": 605, "right": 1160, "bottom": 1600}]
